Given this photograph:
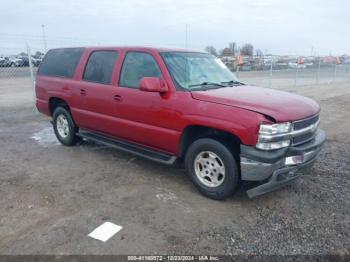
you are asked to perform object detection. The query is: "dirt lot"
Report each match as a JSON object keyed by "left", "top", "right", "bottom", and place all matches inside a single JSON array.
[{"left": 0, "top": 76, "right": 349, "bottom": 255}]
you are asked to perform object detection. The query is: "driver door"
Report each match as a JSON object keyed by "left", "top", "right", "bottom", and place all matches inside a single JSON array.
[{"left": 111, "top": 51, "right": 179, "bottom": 153}]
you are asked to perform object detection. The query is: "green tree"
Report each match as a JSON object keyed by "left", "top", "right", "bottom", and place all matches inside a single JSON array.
[
  {"left": 240, "top": 43, "right": 254, "bottom": 56},
  {"left": 205, "top": 46, "right": 218, "bottom": 56}
]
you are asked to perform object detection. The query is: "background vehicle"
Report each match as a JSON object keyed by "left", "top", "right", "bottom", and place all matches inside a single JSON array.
[
  {"left": 35, "top": 46, "right": 325, "bottom": 200},
  {"left": 0, "top": 56, "right": 11, "bottom": 67},
  {"left": 288, "top": 62, "right": 307, "bottom": 69},
  {"left": 8, "top": 57, "right": 24, "bottom": 67},
  {"left": 17, "top": 56, "right": 31, "bottom": 66},
  {"left": 31, "top": 56, "right": 42, "bottom": 66}
]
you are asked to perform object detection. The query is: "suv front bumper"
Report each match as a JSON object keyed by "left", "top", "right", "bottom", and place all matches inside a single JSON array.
[{"left": 240, "top": 129, "right": 326, "bottom": 198}]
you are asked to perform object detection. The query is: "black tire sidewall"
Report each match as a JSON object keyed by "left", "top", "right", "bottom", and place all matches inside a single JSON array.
[
  {"left": 185, "top": 138, "right": 239, "bottom": 200},
  {"left": 53, "top": 107, "right": 78, "bottom": 146}
]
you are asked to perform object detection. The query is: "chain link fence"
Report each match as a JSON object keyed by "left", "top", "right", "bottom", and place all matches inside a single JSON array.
[
  {"left": 1, "top": 43, "right": 349, "bottom": 92},
  {"left": 238, "top": 63, "right": 350, "bottom": 89},
  {"left": 0, "top": 45, "right": 39, "bottom": 83}
]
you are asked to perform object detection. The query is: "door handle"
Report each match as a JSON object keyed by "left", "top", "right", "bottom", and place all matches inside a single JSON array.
[
  {"left": 80, "top": 89, "right": 86, "bottom": 96},
  {"left": 113, "top": 94, "right": 122, "bottom": 102}
]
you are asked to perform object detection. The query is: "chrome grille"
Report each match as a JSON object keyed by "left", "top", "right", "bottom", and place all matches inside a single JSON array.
[
  {"left": 293, "top": 115, "right": 319, "bottom": 130},
  {"left": 292, "top": 132, "right": 315, "bottom": 145},
  {"left": 291, "top": 114, "right": 319, "bottom": 145}
]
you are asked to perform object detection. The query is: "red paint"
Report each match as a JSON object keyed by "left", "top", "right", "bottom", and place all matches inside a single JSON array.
[
  {"left": 191, "top": 85, "right": 319, "bottom": 122},
  {"left": 139, "top": 77, "right": 168, "bottom": 93},
  {"left": 35, "top": 46, "right": 320, "bottom": 155}
]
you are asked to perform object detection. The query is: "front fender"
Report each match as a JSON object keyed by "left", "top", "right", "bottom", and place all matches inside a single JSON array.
[{"left": 181, "top": 114, "right": 259, "bottom": 146}]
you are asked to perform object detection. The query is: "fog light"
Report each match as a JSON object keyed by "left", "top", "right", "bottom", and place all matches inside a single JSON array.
[
  {"left": 285, "top": 155, "right": 304, "bottom": 166},
  {"left": 256, "top": 140, "right": 290, "bottom": 150}
]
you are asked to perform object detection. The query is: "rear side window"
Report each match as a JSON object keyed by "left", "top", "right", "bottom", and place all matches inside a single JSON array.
[
  {"left": 83, "top": 51, "right": 118, "bottom": 84},
  {"left": 38, "top": 48, "right": 84, "bottom": 78},
  {"left": 120, "top": 52, "right": 162, "bottom": 88}
]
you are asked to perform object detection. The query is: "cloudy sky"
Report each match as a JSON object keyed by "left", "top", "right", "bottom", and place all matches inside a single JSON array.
[{"left": 1, "top": 0, "right": 349, "bottom": 55}]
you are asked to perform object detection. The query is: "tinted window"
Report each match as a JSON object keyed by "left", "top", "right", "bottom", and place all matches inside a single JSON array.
[
  {"left": 38, "top": 48, "right": 84, "bottom": 78},
  {"left": 83, "top": 51, "right": 118, "bottom": 84},
  {"left": 120, "top": 52, "right": 162, "bottom": 88}
]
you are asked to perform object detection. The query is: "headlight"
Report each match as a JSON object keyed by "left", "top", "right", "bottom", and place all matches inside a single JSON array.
[
  {"left": 259, "top": 122, "right": 291, "bottom": 135},
  {"left": 256, "top": 122, "right": 292, "bottom": 150}
]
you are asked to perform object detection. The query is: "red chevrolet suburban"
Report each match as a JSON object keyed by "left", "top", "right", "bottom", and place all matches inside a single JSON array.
[{"left": 35, "top": 47, "right": 325, "bottom": 199}]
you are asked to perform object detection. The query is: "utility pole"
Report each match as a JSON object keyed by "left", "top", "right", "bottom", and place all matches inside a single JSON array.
[
  {"left": 185, "top": 24, "right": 189, "bottom": 49},
  {"left": 42, "top": 24, "right": 47, "bottom": 52},
  {"left": 269, "top": 60, "right": 273, "bottom": 88},
  {"left": 317, "top": 55, "right": 321, "bottom": 84},
  {"left": 26, "top": 44, "right": 36, "bottom": 112}
]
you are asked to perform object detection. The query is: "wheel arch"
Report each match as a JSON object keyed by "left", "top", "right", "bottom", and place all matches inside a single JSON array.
[
  {"left": 49, "top": 97, "right": 70, "bottom": 116},
  {"left": 179, "top": 125, "right": 242, "bottom": 161}
]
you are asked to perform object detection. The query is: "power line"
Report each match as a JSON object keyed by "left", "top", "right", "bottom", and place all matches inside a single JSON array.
[{"left": 0, "top": 32, "right": 111, "bottom": 42}]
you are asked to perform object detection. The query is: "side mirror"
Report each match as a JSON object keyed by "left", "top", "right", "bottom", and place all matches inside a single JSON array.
[{"left": 139, "top": 77, "right": 168, "bottom": 93}]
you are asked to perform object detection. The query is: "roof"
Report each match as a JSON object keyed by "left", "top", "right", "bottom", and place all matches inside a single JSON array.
[{"left": 50, "top": 46, "right": 205, "bottom": 53}]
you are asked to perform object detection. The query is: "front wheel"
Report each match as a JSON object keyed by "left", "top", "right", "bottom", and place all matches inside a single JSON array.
[
  {"left": 185, "top": 138, "right": 239, "bottom": 200},
  {"left": 53, "top": 107, "right": 80, "bottom": 146}
]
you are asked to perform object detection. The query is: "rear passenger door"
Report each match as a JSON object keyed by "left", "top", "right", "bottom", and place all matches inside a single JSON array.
[{"left": 75, "top": 50, "right": 119, "bottom": 135}]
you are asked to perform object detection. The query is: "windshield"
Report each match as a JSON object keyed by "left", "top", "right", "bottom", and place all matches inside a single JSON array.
[{"left": 160, "top": 52, "right": 240, "bottom": 90}]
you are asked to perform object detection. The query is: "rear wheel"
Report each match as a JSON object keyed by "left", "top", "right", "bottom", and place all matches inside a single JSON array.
[
  {"left": 53, "top": 106, "right": 80, "bottom": 146},
  {"left": 185, "top": 138, "right": 239, "bottom": 200}
]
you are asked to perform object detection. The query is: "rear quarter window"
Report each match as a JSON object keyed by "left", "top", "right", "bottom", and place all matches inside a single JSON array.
[{"left": 38, "top": 48, "right": 84, "bottom": 78}]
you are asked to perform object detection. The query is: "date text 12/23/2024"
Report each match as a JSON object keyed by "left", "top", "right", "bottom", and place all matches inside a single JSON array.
[{"left": 127, "top": 255, "right": 219, "bottom": 261}]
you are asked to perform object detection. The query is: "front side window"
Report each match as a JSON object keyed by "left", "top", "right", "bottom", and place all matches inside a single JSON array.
[
  {"left": 119, "top": 52, "right": 162, "bottom": 88},
  {"left": 160, "top": 52, "right": 240, "bottom": 90},
  {"left": 83, "top": 51, "right": 118, "bottom": 84}
]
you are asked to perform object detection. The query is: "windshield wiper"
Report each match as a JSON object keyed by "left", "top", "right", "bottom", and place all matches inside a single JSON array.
[
  {"left": 188, "top": 82, "right": 227, "bottom": 89},
  {"left": 221, "top": 80, "right": 244, "bottom": 86}
]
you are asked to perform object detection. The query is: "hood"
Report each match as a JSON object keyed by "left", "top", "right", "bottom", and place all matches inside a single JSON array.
[{"left": 190, "top": 85, "right": 320, "bottom": 122}]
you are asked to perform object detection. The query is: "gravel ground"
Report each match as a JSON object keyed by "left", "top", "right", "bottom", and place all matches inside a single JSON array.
[{"left": 0, "top": 77, "right": 349, "bottom": 256}]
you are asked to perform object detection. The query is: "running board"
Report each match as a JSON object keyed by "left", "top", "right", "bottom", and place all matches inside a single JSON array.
[{"left": 77, "top": 130, "right": 177, "bottom": 165}]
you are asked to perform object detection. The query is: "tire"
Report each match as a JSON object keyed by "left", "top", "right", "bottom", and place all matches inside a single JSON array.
[
  {"left": 185, "top": 138, "right": 239, "bottom": 200},
  {"left": 52, "top": 106, "right": 80, "bottom": 146}
]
